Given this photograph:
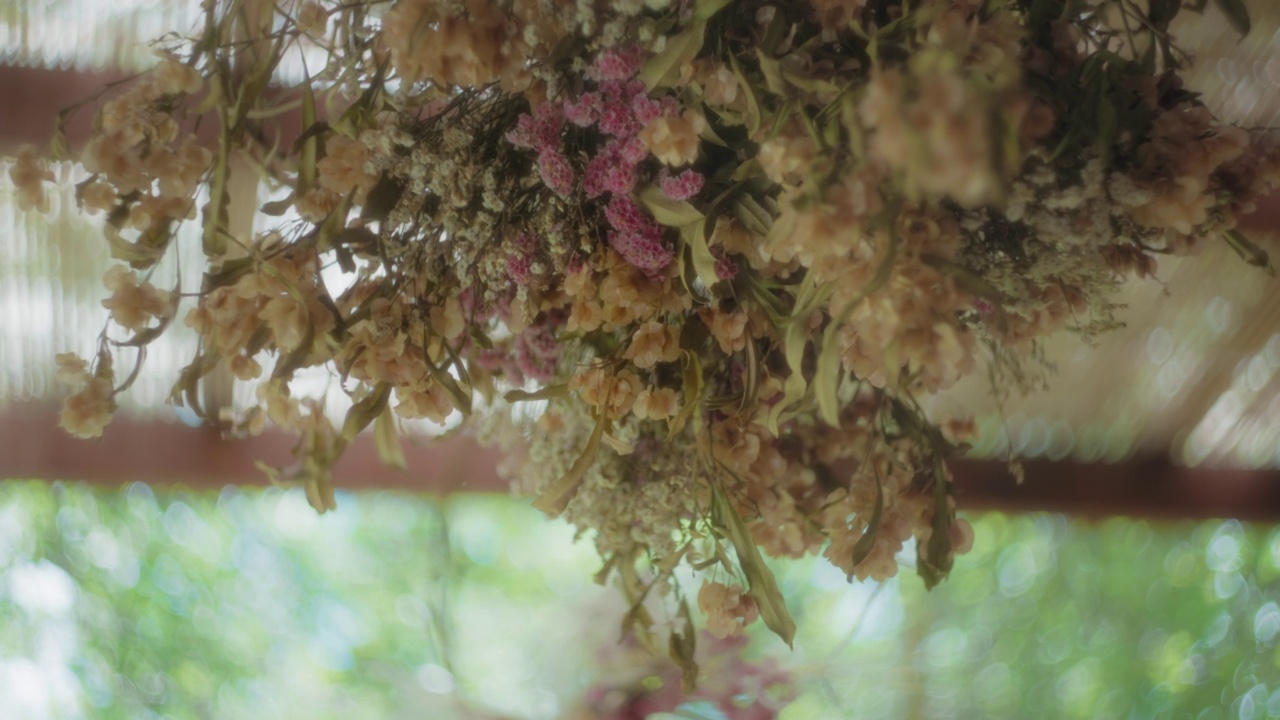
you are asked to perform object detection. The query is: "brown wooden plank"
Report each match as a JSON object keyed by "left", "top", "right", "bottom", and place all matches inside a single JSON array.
[
  {"left": 0, "top": 65, "right": 305, "bottom": 154},
  {"left": 948, "top": 456, "right": 1280, "bottom": 523},
  {"left": 0, "top": 403, "right": 505, "bottom": 493},
  {"left": 3, "top": 403, "right": 1279, "bottom": 520}
]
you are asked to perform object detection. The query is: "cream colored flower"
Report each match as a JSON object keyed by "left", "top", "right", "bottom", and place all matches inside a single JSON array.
[
  {"left": 566, "top": 299, "right": 604, "bottom": 333},
  {"left": 607, "top": 369, "right": 641, "bottom": 419},
  {"left": 633, "top": 386, "right": 678, "bottom": 421},
  {"left": 297, "top": 1, "right": 328, "bottom": 37},
  {"left": 154, "top": 56, "right": 203, "bottom": 95},
  {"left": 294, "top": 187, "right": 340, "bottom": 223},
  {"left": 563, "top": 267, "right": 596, "bottom": 298},
  {"left": 60, "top": 376, "right": 115, "bottom": 439},
  {"left": 430, "top": 295, "right": 466, "bottom": 340},
  {"left": 259, "top": 296, "right": 310, "bottom": 351},
  {"left": 230, "top": 354, "right": 262, "bottom": 381},
  {"left": 570, "top": 364, "right": 641, "bottom": 419},
  {"left": 757, "top": 130, "right": 814, "bottom": 186},
  {"left": 317, "top": 135, "right": 376, "bottom": 202},
  {"left": 81, "top": 136, "right": 148, "bottom": 195},
  {"left": 10, "top": 144, "right": 55, "bottom": 213},
  {"left": 697, "top": 580, "right": 759, "bottom": 639},
  {"left": 698, "top": 61, "right": 739, "bottom": 107},
  {"left": 396, "top": 383, "right": 454, "bottom": 423},
  {"left": 101, "top": 265, "right": 172, "bottom": 332},
  {"left": 257, "top": 380, "right": 303, "bottom": 430},
  {"left": 623, "top": 320, "right": 681, "bottom": 368},
  {"left": 78, "top": 179, "right": 117, "bottom": 214},
  {"left": 54, "top": 352, "right": 90, "bottom": 385},
  {"left": 640, "top": 110, "right": 706, "bottom": 166},
  {"left": 700, "top": 307, "right": 748, "bottom": 354}
]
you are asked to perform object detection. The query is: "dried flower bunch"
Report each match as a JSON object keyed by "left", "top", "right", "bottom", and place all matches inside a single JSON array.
[{"left": 19, "top": 0, "right": 1278, "bottom": 682}]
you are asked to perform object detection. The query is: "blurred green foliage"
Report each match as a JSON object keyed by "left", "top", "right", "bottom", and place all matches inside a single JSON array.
[{"left": 0, "top": 481, "right": 1277, "bottom": 719}]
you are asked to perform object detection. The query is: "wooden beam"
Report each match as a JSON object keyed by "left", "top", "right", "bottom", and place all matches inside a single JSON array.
[
  {"left": 0, "top": 65, "right": 305, "bottom": 155},
  {"left": 948, "top": 456, "right": 1280, "bottom": 523},
  {"left": 0, "top": 404, "right": 504, "bottom": 494},
  {"left": 3, "top": 404, "right": 1279, "bottom": 521}
]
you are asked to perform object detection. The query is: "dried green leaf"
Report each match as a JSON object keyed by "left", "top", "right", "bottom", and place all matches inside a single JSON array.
[
  {"left": 766, "top": 319, "right": 809, "bottom": 435},
  {"left": 260, "top": 198, "right": 293, "bottom": 216},
  {"left": 374, "top": 401, "right": 407, "bottom": 471},
  {"left": 105, "top": 227, "right": 167, "bottom": 269},
  {"left": 640, "top": 19, "right": 708, "bottom": 91},
  {"left": 315, "top": 191, "right": 354, "bottom": 253},
  {"left": 668, "top": 351, "right": 704, "bottom": 439},
  {"left": 297, "top": 74, "right": 318, "bottom": 196},
  {"left": 669, "top": 596, "right": 699, "bottom": 693},
  {"left": 421, "top": 351, "right": 472, "bottom": 416},
  {"left": 304, "top": 474, "right": 338, "bottom": 513},
  {"left": 170, "top": 351, "right": 221, "bottom": 419},
  {"left": 814, "top": 331, "right": 843, "bottom": 427},
  {"left": 638, "top": 185, "right": 704, "bottom": 227},
  {"left": 1213, "top": 0, "right": 1251, "bottom": 37},
  {"left": 617, "top": 553, "right": 660, "bottom": 653},
  {"left": 1225, "top": 230, "right": 1275, "bottom": 276},
  {"left": 741, "top": 334, "right": 760, "bottom": 417},
  {"left": 692, "top": 0, "right": 734, "bottom": 20},
  {"left": 711, "top": 487, "right": 796, "bottom": 647},
  {"left": 918, "top": 461, "right": 955, "bottom": 590},
  {"left": 202, "top": 109, "right": 231, "bottom": 257},
  {"left": 728, "top": 54, "right": 763, "bottom": 139},
  {"left": 681, "top": 219, "right": 723, "bottom": 298},
  {"left": 755, "top": 51, "right": 787, "bottom": 96},
  {"left": 848, "top": 473, "right": 883, "bottom": 579},
  {"left": 340, "top": 382, "right": 391, "bottom": 444},
  {"left": 532, "top": 410, "right": 608, "bottom": 517},
  {"left": 732, "top": 195, "right": 773, "bottom": 237}
]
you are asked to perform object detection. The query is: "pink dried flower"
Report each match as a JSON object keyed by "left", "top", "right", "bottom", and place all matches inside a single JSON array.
[
  {"left": 617, "top": 136, "right": 648, "bottom": 164},
  {"left": 605, "top": 195, "right": 674, "bottom": 276},
  {"left": 563, "top": 91, "right": 602, "bottom": 127},
  {"left": 633, "top": 92, "right": 683, "bottom": 125},
  {"left": 604, "top": 195, "right": 650, "bottom": 234},
  {"left": 505, "top": 114, "right": 537, "bottom": 148},
  {"left": 584, "top": 147, "right": 637, "bottom": 198},
  {"left": 537, "top": 149, "right": 576, "bottom": 197},
  {"left": 632, "top": 94, "right": 664, "bottom": 126},
  {"left": 507, "top": 104, "right": 564, "bottom": 152},
  {"left": 507, "top": 253, "right": 533, "bottom": 286},
  {"left": 659, "top": 168, "right": 705, "bottom": 201},
  {"left": 589, "top": 45, "right": 645, "bottom": 82},
  {"left": 610, "top": 231, "right": 674, "bottom": 278},
  {"left": 713, "top": 248, "right": 738, "bottom": 280},
  {"left": 583, "top": 155, "right": 608, "bottom": 198},
  {"left": 599, "top": 102, "right": 640, "bottom": 137},
  {"left": 516, "top": 324, "right": 559, "bottom": 382},
  {"left": 513, "top": 232, "right": 540, "bottom": 254}
]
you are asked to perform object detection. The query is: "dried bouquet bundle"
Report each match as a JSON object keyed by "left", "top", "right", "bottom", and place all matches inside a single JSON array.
[{"left": 16, "top": 0, "right": 1278, "bottom": 683}]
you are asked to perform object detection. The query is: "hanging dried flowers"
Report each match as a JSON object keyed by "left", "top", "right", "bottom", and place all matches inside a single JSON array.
[{"left": 30, "top": 0, "right": 1278, "bottom": 687}]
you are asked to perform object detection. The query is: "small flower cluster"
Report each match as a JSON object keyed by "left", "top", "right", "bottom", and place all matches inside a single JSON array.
[{"left": 508, "top": 45, "right": 711, "bottom": 279}]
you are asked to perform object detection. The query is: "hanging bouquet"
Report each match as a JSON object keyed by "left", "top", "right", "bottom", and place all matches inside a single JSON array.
[{"left": 15, "top": 0, "right": 1278, "bottom": 681}]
